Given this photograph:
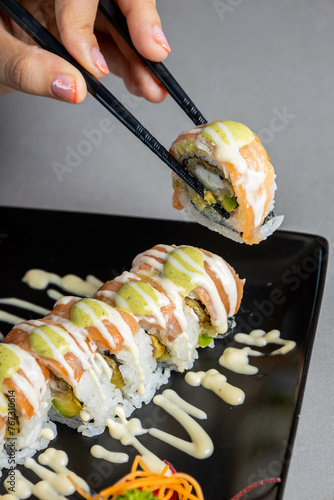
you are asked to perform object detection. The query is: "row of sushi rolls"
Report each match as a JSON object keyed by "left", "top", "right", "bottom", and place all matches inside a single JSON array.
[{"left": 0, "top": 120, "right": 283, "bottom": 496}]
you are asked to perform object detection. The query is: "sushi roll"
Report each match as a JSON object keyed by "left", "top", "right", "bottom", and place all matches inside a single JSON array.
[
  {"left": 94, "top": 271, "right": 201, "bottom": 372},
  {"left": 0, "top": 394, "right": 8, "bottom": 474},
  {"left": 47, "top": 296, "right": 169, "bottom": 410},
  {"left": 5, "top": 294, "right": 169, "bottom": 437},
  {"left": 170, "top": 120, "right": 284, "bottom": 245},
  {"left": 95, "top": 244, "right": 244, "bottom": 371},
  {"left": 131, "top": 244, "right": 244, "bottom": 337},
  {"left": 4, "top": 315, "right": 126, "bottom": 437},
  {"left": 0, "top": 343, "right": 55, "bottom": 465}
]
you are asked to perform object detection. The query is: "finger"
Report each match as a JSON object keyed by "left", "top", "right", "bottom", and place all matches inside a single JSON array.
[
  {"left": 117, "top": 0, "right": 171, "bottom": 61},
  {"left": 97, "top": 32, "right": 168, "bottom": 103},
  {"left": 55, "top": 0, "right": 110, "bottom": 78},
  {"left": 0, "top": 30, "right": 86, "bottom": 103},
  {"left": 126, "top": 54, "right": 169, "bottom": 103}
]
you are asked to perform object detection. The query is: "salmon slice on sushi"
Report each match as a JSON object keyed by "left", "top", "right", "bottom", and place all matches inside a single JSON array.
[
  {"left": 170, "top": 120, "right": 284, "bottom": 245},
  {"left": 4, "top": 315, "right": 128, "bottom": 436},
  {"left": 0, "top": 343, "right": 55, "bottom": 465},
  {"left": 94, "top": 271, "right": 201, "bottom": 372},
  {"left": 131, "top": 244, "right": 245, "bottom": 343},
  {"left": 46, "top": 296, "right": 169, "bottom": 414}
]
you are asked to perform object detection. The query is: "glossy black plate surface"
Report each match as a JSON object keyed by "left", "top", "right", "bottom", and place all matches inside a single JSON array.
[{"left": 0, "top": 207, "right": 328, "bottom": 499}]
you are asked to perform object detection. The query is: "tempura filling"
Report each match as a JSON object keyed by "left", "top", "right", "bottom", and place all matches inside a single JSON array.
[
  {"left": 180, "top": 156, "right": 275, "bottom": 232},
  {"left": 183, "top": 157, "right": 238, "bottom": 215}
]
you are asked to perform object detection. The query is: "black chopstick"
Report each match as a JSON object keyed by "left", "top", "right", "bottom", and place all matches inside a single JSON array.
[
  {"left": 98, "top": 0, "right": 207, "bottom": 127},
  {"left": 0, "top": 0, "right": 229, "bottom": 220}
]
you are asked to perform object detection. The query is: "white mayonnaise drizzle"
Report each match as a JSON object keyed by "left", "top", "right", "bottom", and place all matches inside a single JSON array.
[
  {"left": 46, "top": 315, "right": 96, "bottom": 365},
  {"left": 172, "top": 248, "right": 232, "bottom": 331},
  {"left": 28, "top": 324, "right": 81, "bottom": 387},
  {"left": 97, "top": 272, "right": 170, "bottom": 330},
  {"left": 14, "top": 320, "right": 94, "bottom": 385},
  {"left": 204, "top": 253, "right": 238, "bottom": 316},
  {"left": 131, "top": 246, "right": 171, "bottom": 274},
  {"left": 185, "top": 369, "right": 245, "bottom": 406},
  {"left": 13, "top": 319, "right": 44, "bottom": 332},
  {"left": 23, "top": 270, "right": 103, "bottom": 297},
  {"left": 53, "top": 296, "right": 78, "bottom": 306},
  {"left": 198, "top": 122, "right": 248, "bottom": 173},
  {"left": 106, "top": 408, "right": 167, "bottom": 473},
  {"left": 189, "top": 121, "right": 270, "bottom": 231},
  {"left": 47, "top": 289, "right": 63, "bottom": 301},
  {"left": 3, "top": 344, "right": 47, "bottom": 415},
  {"left": 4, "top": 469, "right": 33, "bottom": 499},
  {"left": 40, "top": 428, "right": 55, "bottom": 441},
  {"left": 132, "top": 244, "right": 240, "bottom": 335},
  {"left": 80, "top": 410, "right": 90, "bottom": 422},
  {"left": 0, "top": 298, "right": 50, "bottom": 316},
  {"left": 149, "top": 389, "right": 213, "bottom": 459},
  {"left": 125, "top": 281, "right": 167, "bottom": 328},
  {"left": 234, "top": 329, "right": 296, "bottom": 355},
  {"left": 234, "top": 169, "right": 268, "bottom": 228},
  {"left": 0, "top": 311, "right": 25, "bottom": 325},
  {"left": 90, "top": 444, "right": 129, "bottom": 464},
  {"left": 87, "top": 362, "right": 107, "bottom": 402},
  {"left": 74, "top": 300, "right": 117, "bottom": 350},
  {"left": 22, "top": 448, "right": 89, "bottom": 497},
  {"left": 219, "top": 347, "right": 262, "bottom": 375},
  {"left": 66, "top": 298, "right": 145, "bottom": 395},
  {"left": 141, "top": 275, "right": 188, "bottom": 332}
]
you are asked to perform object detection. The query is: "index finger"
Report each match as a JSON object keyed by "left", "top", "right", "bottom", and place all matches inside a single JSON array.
[
  {"left": 117, "top": 0, "right": 171, "bottom": 62},
  {"left": 55, "top": 0, "right": 110, "bottom": 78}
]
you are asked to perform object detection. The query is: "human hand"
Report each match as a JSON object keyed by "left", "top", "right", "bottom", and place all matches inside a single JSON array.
[{"left": 0, "top": 0, "right": 170, "bottom": 103}]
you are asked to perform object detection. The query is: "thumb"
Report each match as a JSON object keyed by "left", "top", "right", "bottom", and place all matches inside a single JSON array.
[{"left": 0, "top": 31, "right": 87, "bottom": 102}]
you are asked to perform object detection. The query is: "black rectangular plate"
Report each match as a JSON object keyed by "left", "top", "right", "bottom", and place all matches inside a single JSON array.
[{"left": 0, "top": 207, "right": 328, "bottom": 499}]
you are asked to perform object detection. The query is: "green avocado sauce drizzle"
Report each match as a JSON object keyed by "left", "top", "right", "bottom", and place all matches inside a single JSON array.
[
  {"left": 29, "top": 325, "right": 71, "bottom": 359},
  {"left": 0, "top": 344, "right": 20, "bottom": 388},
  {"left": 114, "top": 282, "right": 160, "bottom": 316},
  {"left": 163, "top": 247, "right": 205, "bottom": 295}
]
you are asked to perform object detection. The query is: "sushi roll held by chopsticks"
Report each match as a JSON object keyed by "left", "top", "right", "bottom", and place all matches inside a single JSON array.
[{"left": 170, "top": 120, "right": 284, "bottom": 245}]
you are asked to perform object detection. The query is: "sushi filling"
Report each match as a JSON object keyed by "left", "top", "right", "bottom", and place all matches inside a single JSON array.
[
  {"left": 101, "top": 353, "right": 125, "bottom": 389},
  {"left": 183, "top": 157, "right": 238, "bottom": 215},
  {"left": 145, "top": 295, "right": 236, "bottom": 358},
  {"left": 49, "top": 374, "right": 82, "bottom": 418},
  {"left": 180, "top": 156, "right": 275, "bottom": 237}
]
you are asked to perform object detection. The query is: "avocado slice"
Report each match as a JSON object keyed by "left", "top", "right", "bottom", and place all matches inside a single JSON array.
[
  {"left": 51, "top": 387, "right": 82, "bottom": 418},
  {"left": 156, "top": 352, "right": 170, "bottom": 362},
  {"left": 198, "top": 332, "right": 214, "bottom": 347},
  {"left": 221, "top": 195, "right": 238, "bottom": 212}
]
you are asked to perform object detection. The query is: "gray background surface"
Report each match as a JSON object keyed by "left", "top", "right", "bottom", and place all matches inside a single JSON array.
[{"left": 0, "top": 0, "right": 334, "bottom": 498}]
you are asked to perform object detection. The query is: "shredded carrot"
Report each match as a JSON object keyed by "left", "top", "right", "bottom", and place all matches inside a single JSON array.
[{"left": 68, "top": 456, "right": 204, "bottom": 500}]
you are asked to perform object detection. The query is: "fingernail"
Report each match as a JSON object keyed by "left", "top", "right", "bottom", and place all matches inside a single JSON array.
[
  {"left": 91, "top": 47, "right": 109, "bottom": 75},
  {"left": 153, "top": 25, "right": 171, "bottom": 53},
  {"left": 52, "top": 75, "right": 78, "bottom": 103}
]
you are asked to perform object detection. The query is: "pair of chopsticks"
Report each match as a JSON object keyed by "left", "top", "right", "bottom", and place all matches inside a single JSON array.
[{"left": 0, "top": 0, "right": 229, "bottom": 219}]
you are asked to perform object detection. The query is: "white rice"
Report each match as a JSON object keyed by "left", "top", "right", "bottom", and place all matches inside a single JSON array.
[
  {"left": 50, "top": 354, "right": 127, "bottom": 437},
  {"left": 148, "top": 306, "right": 200, "bottom": 373},
  {"left": 1, "top": 389, "right": 56, "bottom": 469},
  {"left": 183, "top": 194, "right": 283, "bottom": 243},
  {"left": 0, "top": 425, "right": 7, "bottom": 476},
  {"left": 117, "top": 329, "right": 170, "bottom": 408}
]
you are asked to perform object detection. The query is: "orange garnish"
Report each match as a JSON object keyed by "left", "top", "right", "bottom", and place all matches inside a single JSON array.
[{"left": 68, "top": 455, "right": 204, "bottom": 500}]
